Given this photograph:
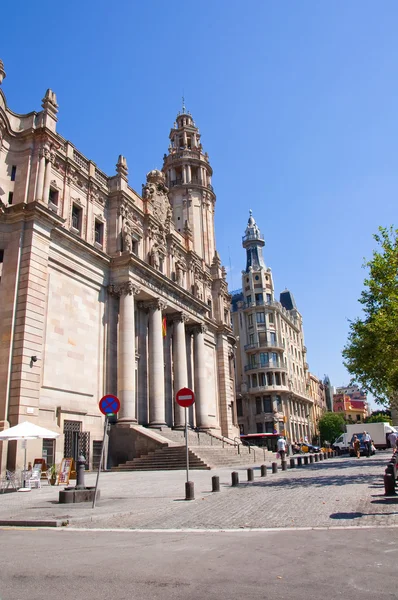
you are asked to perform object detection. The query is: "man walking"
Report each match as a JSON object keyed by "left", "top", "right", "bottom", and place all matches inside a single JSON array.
[
  {"left": 363, "top": 431, "right": 371, "bottom": 457},
  {"left": 277, "top": 435, "right": 287, "bottom": 464}
]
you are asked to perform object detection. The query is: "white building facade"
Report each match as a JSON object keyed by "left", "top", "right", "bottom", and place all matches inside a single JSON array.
[{"left": 232, "top": 212, "right": 313, "bottom": 446}]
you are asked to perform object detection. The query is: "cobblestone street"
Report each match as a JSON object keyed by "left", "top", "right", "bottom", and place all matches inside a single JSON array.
[{"left": 1, "top": 452, "right": 396, "bottom": 530}]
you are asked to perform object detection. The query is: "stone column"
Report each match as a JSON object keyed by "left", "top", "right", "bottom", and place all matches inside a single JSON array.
[
  {"left": 193, "top": 324, "right": 211, "bottom": 429},
  {"left": 42, "top": 151, "right": 54, "bottom": 203},
  {"left": 35, "top": 148, "right": 46, "bottom": 201},
  {"left": 187, "top": 164, "right": 191, "bottom": 183},
  {"left": 111, "top": 282, "right": 140, "bottom": 423},
  {"left": 172, "top": 313, "right": 189, "bottom": 428},
  {"left": 182, "top": 165, "right": 187, "bottom": 184},
  {"left": 148, "top": 299, "right": 167, "bottom": 427}
]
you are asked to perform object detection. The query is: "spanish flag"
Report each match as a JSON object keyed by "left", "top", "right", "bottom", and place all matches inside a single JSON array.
[{"left": 162, "top": 317, "right": 167, "bottom": 338}]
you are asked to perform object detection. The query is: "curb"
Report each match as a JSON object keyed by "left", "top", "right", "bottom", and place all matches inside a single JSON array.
[{"left": 0, "top": 519, "right": 67, "bottom": 528}]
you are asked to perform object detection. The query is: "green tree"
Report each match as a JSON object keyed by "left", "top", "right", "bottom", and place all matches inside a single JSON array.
[
  {"left": 343, "top": 227, "right": 398, "bottom": 406},
  {"left": 365, "top": 411, "right": 392, "bottom": 425},
  {"left": 318, "top": 412, "right": 345, "bottom": 444}
]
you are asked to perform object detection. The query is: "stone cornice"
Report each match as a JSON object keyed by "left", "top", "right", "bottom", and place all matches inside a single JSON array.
[{"left": 138, "top": 298, "right": 168, "bottom": 312}]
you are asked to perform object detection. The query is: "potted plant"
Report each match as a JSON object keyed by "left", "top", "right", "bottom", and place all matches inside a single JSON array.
[{"left": 49, "top": 464, "right": 58, "bottom": 486}]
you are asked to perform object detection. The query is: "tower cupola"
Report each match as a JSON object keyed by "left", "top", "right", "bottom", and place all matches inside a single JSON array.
[
  {"left": 242, "top": 210, "right": 266, "bottom": 272},
  {"left": 162, "top": 100, "right": 216, "bottom": 264}
]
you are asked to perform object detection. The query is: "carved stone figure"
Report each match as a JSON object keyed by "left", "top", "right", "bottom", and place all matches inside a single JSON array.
[
  {"left": 151, "top": 246, "right": 160, "bottom": 270},
  {"left": 143, "top": 170, "right": 172, "bottom": 231},
  {"left": 123, "top": 221, "right": 133, "bottom": 253}
]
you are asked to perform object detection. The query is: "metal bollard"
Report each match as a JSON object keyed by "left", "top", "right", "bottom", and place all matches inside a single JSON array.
[
  {"left": 319, "top": 453, "right": 323, "bottom": 461},
  {"left": 384, "top": 473, "right": 396, "bottom": 496},
  {"left": 297, "top": 456, "right": 302, "bottom": 467},
  {"left": 304, "top": 456, "right": 309, "bottom": 466},
  {"left": 231, "top": 471, "right": 239, "bottom": 487},
  {"left": 314, "top": 453, "right": 319, "bottom": 462},
  {"left": 281, "top": 460, "right": 287, "bottom": 471},
  {"left": 290, "top": 457, "right": 295, "bottom": 469},
  {"left": 309, "top": 455, "right": 314, "bottom": 464},
  {"left": 324, "top": 452, "right": 329, "bottom": 460},
  {"left": 247, "top": 468, "right": 254, "bottom": 482},
  {"left": 212, "top": 475, "right": 220, "bottom": 492},
  {"left": 185, "top": 481, "right": 195, "bottom": 501},
  {"left": 272, "top": 462, "right": 278, "bottom": 474},
  {"left": 260, "top": 464, "right": 267, "bottom": 477}
]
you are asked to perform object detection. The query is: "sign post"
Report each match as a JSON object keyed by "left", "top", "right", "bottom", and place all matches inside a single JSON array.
[
  {"left": 176, "top": 387, "right": 195, "bottom": 484},
  {"left": 93, "top": 394, "right": 120, "bottom": 509}
]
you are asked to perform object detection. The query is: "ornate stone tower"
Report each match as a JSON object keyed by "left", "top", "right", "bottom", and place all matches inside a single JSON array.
[{"left": 162, "top": 102, "right": 215, "bottom": 265}]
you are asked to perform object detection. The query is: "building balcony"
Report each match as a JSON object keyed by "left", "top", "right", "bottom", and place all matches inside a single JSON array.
[
  {"left": 244, "top": 340, "right": 284, "bottom": 351},
  {"left": 242, "top": 232, "right": 265, "bottom": 243},
  {"left": 243, "top": 300, "right": 277, "bottom": 310},
  {"left": 244, "top": 361, "right": 287, "bottom": 372},
  {"left": 169, "top": 178, "right": 214, "bottom": 192},
  {"left": 248, "top": 384, "right": 290, "bottom": 394}
]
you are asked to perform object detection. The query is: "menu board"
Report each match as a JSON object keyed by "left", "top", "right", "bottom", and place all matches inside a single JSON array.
[{"left": 58, "top": 458, "right": 73, "bottom": 485}]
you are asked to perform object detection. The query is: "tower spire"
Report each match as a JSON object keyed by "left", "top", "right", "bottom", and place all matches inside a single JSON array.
[
  {"left": 182, "top": 95, "right": 186, "bottom": 114},
  {"left": 242, "top": 210, "right": 266, "bottom": 272}
]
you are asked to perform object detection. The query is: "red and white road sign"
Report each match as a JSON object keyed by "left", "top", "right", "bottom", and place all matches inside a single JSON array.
[{"left": 176, "top": 387, "right": 195, "bottom": 408}]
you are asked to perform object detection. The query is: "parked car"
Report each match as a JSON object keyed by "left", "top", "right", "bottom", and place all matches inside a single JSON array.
[{"left": 349, "top": 433, "right": 376, "bottom": 457}]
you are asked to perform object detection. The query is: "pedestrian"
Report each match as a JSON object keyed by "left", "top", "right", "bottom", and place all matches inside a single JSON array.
[
  {"left": 389, "top": 430, "right": 398, "bottom": 451},
  {"left": 277, "top": 435, "right": 287, "bottom": 464},
  {"left": 353, "top": 435, "right": 361, "bottom": 458},
  {"left": 363, "top": 431, "right": 371, "bottom": 457}
]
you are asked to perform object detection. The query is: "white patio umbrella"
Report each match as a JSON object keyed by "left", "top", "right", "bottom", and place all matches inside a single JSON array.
[{"left": 0, "top": 421, "right": 59, "bottom": 488}]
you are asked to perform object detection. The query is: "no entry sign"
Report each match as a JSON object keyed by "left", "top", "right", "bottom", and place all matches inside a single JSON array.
[
  {"left": 99, "top": 394, "right": 120, "bottom": 416},
  {"left": 176, "top": 387, "right": 195, "bottom": 408}
]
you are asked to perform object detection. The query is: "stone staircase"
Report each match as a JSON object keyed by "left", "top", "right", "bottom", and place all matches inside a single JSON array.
[{"left": 112, "top": 427, "right": 271, "bottom": 471}]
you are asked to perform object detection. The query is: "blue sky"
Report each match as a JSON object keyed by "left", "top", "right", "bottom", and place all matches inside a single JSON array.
[{"left": 2, "top": 1, "right": 397, "bottom": 407}]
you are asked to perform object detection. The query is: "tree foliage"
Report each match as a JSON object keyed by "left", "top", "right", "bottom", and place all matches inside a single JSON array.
[
  {"left": 318, "top": 412, "right": 345, "bottom": 443},
  {"left": 365, "top": 410, "right": 392, "bottom": 425},
  {"left": 343, "top": 227, "right": 398, "bottom": 406}
]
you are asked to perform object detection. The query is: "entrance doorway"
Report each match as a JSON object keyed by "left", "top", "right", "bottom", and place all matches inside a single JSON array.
[{"left": 63, "top": 420, "right": 90, "bottom": 469}]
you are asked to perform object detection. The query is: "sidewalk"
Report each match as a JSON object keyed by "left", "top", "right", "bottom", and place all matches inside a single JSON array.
[{"left": 0, "top": 453, "right": 395, "bottom": 529}]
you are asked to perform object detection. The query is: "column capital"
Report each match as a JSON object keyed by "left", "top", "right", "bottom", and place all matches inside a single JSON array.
[
  {"left": 189, "top": 322, "right": 207, "bottom": 335},
  {"left": 108, "top": 281, "right": 141, "bottom": 297},
  {"left": 170, "top": 311, "right": 189, "bottom": 324},
  {"left": 139, "top": 298, "right": 167, "bottom": 312}
]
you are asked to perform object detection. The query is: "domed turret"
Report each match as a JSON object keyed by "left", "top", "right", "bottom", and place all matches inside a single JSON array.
[{"left": 242, "top": 210, "right": 266, "bottom": 272}]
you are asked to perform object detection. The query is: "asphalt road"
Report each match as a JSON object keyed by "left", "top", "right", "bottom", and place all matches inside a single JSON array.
[{"left": 0, "top": 528, "right": 396, "bottom": 600}]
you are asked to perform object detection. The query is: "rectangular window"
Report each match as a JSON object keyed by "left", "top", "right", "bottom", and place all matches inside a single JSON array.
[
  {"left": 49, "top": 188, "right": 59, "bottom": 206},
  {"left": 42, "top": 438, "right": 55, "bottom": 467},
  {"left": 237, "top": 398, "right": 243, "bottom": 417},
  {"left": 8, "top": 192, "right": 13, "bottom": 205},
  {"left": 259, "top": 352, "right": 268, "bottom": 366},
  {"left": 266, "top": 293, "right": 272, "bottom": 303},
  {"left": 272, "top": 352, "right": 278, "bottom": 364},
  {"left": 255, "top": 293, "right": 263, "bottom": 305},
  {"left": 265, "top": 422, "right": 274, "bottom": 433},
  {"left": 258, "top": 331, "right": 267, "bottom": 346},
  {"left": 256, "top": 398, "right": 262, "bottom": 414},
  {"left": 248, "top": 314, "right": 253, "bottom": 327},
  {"left": 263, "top": 396, "right": 272, "bottom": 413},
  {"left": 251, "top": 374, "right": 258, "bottom": 388},
  {"left": 249, "top": 334, "right": 255, "bottom": 345},
  {"left": 94, "top": 220, "right": 104, "bottom": 246},
  {"left": 72, "top": 204, "right": 82, "bottom": 232},
  {"left": 256, "top": 312, "right": 265, "bottom": 323},
  {"left": 11, "top": 165, "right": 17, "bottom": 181},
  {"left": 275, "top": 373, "right": 281, "bottom": 385},
  {"left": 268, "top": 313, "right": 274, "bottom": 324},
  {"left": 259, "top": 372, "right": 266, "bottom": 386},
  {"left": 270, "top": 332, "right": 276, "bottom": 344},
  {"left": 224, "top": 309, "right": 229, "bottom": 323},
  {"left": 256, "top": 422, "right": 263, "bottom": 433},
  {"left": 247, "top": 295, "right": 252, "bottom": 305},
  {"left": 250, "top": 354, "right": 256, "bottom": 367},
  {"left": 356, "top": 414, "right": 361, "bottom": 422}
]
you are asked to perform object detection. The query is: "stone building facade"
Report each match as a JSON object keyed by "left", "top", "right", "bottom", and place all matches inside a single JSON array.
[
  {"left": 231, "top": 212, "right": 313, "bottom": 445},
  {"left": 308, "top": 372, "right": 327, "bottom": 442},
  {"left": 0, "top": 62, "right": 237, "bottom": 471}
]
